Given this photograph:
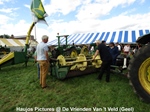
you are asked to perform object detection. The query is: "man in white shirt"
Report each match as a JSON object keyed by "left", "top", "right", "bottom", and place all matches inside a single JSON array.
[
  {"left": 35, "top": 35, "right": 49, "bottom": 89},
  {"left": 123, "top": 44, "right": 130, "bottom": 55}
]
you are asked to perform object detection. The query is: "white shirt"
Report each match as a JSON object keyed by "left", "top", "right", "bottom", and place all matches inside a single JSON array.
[
  {"left": 36, "top": 42, "right": 49, "bottom": 61},
  {"left": 124, "top": 45, "right": 130, "bottom": 52},
  {"left": 117, "top": 45, "right": 121, "bottom": 51}
]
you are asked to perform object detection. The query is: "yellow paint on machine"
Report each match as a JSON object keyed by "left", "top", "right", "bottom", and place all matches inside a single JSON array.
[{"left": 0, "top": 52, "right": 14, "bottom": 65}]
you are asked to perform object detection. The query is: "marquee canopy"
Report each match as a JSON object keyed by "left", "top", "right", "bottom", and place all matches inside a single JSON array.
[
  {"left": 48, "top": 29, "right": 150, "bottom": 45},
  {"left": 0, "top": 38, "right": 38, "bottom": 47}
]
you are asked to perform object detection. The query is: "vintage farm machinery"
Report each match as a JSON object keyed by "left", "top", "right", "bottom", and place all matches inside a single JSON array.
[{"left": 50, "top": 53, "right": 102, "bottom": 80}]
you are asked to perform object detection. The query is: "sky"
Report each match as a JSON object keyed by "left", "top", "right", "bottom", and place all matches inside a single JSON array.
[{"left": 0, "top": 0, "right": 150, "bottom": 43}]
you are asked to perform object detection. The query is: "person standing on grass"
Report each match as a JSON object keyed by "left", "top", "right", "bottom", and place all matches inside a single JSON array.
[
  {"left": 35, "top": 35, "right": 49, "bottom": 89},
  {"left": 93, "top": 40, "right": 112, "bottom": 82},
  {"left": 108, "top": 42, "right": 119, "bottom": 65}
]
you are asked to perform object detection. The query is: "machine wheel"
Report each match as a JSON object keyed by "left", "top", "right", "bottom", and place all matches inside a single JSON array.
[
  {"left": 57, "top": 55, "right": 66, "bottom": 66},
  {"left": 128, "top": 44, "right": 150, "bottom": 103},
  {"left": 80, "top": 45, "right": 89, "bottom": 56},
  {"left": 68, "top": 48, "right": 78, "bottom": 58},
  {"left": 92, "top": 55, "right": 102, "bottom": 68},
  {"left": 76, "top": 54, "right": 87, "bottom": 71}
]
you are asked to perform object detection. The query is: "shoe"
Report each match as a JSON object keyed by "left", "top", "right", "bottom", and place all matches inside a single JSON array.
[{"left": 42, "top": 86, "right": 48, "bottom": 89}]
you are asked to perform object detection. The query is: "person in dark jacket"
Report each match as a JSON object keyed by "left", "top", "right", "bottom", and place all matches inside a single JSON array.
[
  {"left": 93, "top": 40, "right": 112, "bottom": 82},
  {"left": 108, "top": 42, "right": 119, "bottom": 65}
]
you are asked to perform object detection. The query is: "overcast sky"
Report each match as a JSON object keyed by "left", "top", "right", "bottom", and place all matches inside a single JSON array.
[{"left": 0, "top": 0, "right": 150, "bottom": 42}]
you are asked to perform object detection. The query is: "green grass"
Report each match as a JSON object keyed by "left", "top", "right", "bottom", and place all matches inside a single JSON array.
[{"left": 0, "top": 62, "right": 149, "bottom": 112}]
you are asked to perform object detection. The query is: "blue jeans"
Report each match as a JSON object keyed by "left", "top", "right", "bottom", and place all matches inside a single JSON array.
[{"left": 37, "top": 63, "right": 40, "bottom": 79}]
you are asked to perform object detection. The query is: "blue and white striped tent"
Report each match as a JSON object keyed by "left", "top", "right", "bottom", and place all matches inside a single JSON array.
[{"left": 48, "top": 29, "right": 150, "bottom": 45}]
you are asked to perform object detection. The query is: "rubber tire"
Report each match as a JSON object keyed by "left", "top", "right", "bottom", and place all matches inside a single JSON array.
[
  {"left": 67, "top": 47, "right": 78, "bottom": 57},
  {"left": 128, "top": 44, "right": 150, "bottom": 103}
]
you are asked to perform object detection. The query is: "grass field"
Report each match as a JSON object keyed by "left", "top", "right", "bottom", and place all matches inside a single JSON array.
[{"left": 0, "top": 62, "right": 149, "bottom": 112}]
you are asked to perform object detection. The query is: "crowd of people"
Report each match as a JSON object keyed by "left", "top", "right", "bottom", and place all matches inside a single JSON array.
[{"left": 93, "top": 40, "right": 142, "bottom": 82}]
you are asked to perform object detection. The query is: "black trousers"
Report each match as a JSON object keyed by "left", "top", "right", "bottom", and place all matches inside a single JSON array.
[{"left": 98, "top": 60, "right": 112, "bottom": 82}]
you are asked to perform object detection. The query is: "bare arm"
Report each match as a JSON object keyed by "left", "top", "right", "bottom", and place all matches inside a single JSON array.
[
  {"left": 44, "top": 51, "right": 49, "bottom": 62},
  {"left": 93, "top": 50, "right": 99, "bottom": 60},
  {"left": 34, "top": 55, "right": 37, "bottom": 61},
  {"left": 33, "top": 51, "right": 37, "bottom": 62}
]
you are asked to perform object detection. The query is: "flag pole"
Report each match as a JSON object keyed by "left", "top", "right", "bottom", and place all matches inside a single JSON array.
[
  {"left": 34, "top": 24, "right": 37, "bottom": 40},
  {"left": 33, "top": 0, "right": 37, "bottom": 41}
]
